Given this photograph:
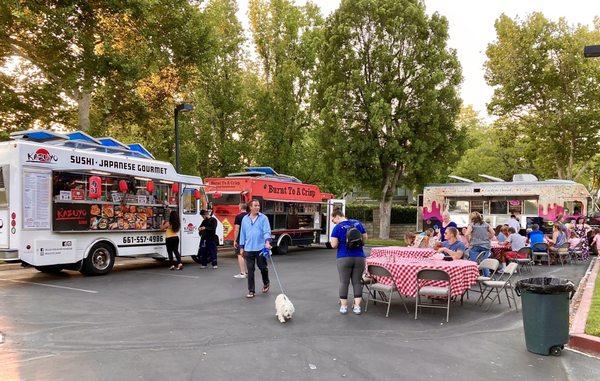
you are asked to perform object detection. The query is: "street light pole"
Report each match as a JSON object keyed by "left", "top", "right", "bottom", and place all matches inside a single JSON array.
[{"left": 174, "top": 103, "right": 193, "bottom": 173}]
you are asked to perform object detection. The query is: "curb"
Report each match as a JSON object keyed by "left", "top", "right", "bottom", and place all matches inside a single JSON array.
[{"left": 569, "top": 257, "right": 600, "bottom": 355}]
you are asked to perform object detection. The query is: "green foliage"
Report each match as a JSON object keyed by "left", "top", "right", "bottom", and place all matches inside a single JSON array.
[
  {"left": 485, "top": 13, "right": 600, "bottom": 181},
  {"left": 346, "top": 204, "right": 374, "bottom": 222},
  {"left": 390, "top": 206, "right": 417, "bottom": 224},
  {"left": 1, "top": 0, "right": 212, "bottom": 136},
  {"left": 248, "top": 0, "right": 325, "bottom": 180},
  {"left": 346, "top": 204, "right": 416, "bottom": 224},
  {"left": 453, "top": 107, "right": 535, "bottom": 181},
  {"left": 585, "top": 268, "right": 600, "bottom": 337},
  {"left": 314, "top": 0, "right": 462, "bottom": 237},
  {"left": 314, "top": 0, "right": 463, "bottom": 200}
]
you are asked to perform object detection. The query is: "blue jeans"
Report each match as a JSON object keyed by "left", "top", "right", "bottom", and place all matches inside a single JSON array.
[{"left": 469, "top": 246, "right": 491, "bottom": 276}]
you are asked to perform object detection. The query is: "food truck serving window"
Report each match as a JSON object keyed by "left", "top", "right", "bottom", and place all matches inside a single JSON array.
[
  {"left": 182, "top": 188, "right": 197, "bottom": 215},
  {"left": 51, "top": 171, "right": 176, "bottom": 232},
  {"left": 210, "top": 193, "right": 241, "bottom": 205}
]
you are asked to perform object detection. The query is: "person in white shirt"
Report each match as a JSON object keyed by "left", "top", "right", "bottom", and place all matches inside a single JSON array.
[
  {"left": 505, "top": 227, "right": 528, "bottom": 266},
  {"left": 507, "top": 214, "right": 521, "bottom": 233}
]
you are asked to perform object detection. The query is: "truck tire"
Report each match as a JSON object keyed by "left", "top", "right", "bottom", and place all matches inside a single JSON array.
[
  {"left": 191, "top": 255, "right": 202, "bottom": 264},
  {"left": 325, "top": 242, "right": 333, "bottom": 249},
  {"left": 273, "top": 237, "right": 290, "bottom": 255},
  {"left": 34, "top": 265, "right": 64, "bottom": 274},
  {"left": 80, "top": 242, "right": 115, "bottom": 276}
]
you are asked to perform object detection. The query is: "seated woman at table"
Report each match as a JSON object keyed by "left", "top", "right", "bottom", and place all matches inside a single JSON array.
[
  {"left": 496, "top": 225, "right": 510, "bottom": 243},
  {"left": 436, "top": 227, "right": 466, "bottom": 260},
  {"left": 547, "top": 223, "right": 567, "bottom": 264},
  {"left": 458, "top": 227, "right": 469, "bottom": 246}
]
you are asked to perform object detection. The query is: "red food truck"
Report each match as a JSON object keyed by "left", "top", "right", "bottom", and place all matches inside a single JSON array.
[{"left": 205, "top": 167, "right": 345, "bottom": 254}]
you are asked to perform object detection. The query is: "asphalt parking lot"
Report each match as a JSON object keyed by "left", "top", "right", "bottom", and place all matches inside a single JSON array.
[{"left": 0, "top": 247, "right": 598, "bottom": 381}]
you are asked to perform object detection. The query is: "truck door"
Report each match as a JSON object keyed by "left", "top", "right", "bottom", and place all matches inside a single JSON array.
[
  {"left": 0, "top": 166, "right": 9, "bottom": 248},
  {"left": 180, "top": 186, "right": 202, "bottom": 256},
  {"left": 321, "top": 199, "right": 345, "bottom": 244}
]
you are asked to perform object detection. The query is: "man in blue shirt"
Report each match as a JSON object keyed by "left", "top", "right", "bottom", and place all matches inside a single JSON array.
[
  {"left": 527, "top": 224, "right": 545, "bottom": 247},
  {"left": 330, "top": 210, "right": 367, "bottom": 315},
  {"left": 437, "top": 227, "right": 466, "bottom": 260},
  {"left": 239, "top": 200, "right": 272, "bottom": 298}
]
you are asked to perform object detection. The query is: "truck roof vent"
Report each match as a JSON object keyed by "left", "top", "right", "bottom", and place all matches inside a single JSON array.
[{"left": 512, "top": 174, "right": 538, "bottom": 182}]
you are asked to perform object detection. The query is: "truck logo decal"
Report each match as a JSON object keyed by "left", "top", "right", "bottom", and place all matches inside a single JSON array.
[{"left": 27, "top": 148, "right": 58, "bottom": 164}]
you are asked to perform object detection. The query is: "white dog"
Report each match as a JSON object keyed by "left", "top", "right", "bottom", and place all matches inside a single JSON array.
[{"left": 275, "top": 293, "right": 295, "bottom": 323}]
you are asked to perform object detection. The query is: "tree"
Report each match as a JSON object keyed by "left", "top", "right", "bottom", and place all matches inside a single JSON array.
[
  {"left": 452, "top": 106, "right": 534, "bottom": 181},
  {"left": 1, "top": 0, "right": 211, "bottom": 131},
  {"left": 315, "top": 0, "right": 463, "bottom": 238},
  {"left": 190, "top": 0, "right": 259, "bottom": 178},
  {"left": 485, "top": 14, "right": 600, "bottom": 181},
  {"left": 248, "top": 0, "right": 323, "bottom": 176}
]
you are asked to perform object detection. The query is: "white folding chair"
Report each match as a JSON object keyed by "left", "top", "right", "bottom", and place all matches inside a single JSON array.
[
  {"left": 480, "top": 262, "right": 519, "bottom": 311},
  {"left": 414, "top": 269, "right": 451, "bottom": 322},
  {"left": 470, "top": 258, "right": 500, "bottom": 304},
  {"left": 365, "top": 265, "right": 410, "bottom": 317}
]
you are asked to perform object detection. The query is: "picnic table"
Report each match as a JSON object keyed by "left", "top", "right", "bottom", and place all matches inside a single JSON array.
[
  {"left": 366, "top": 256, "right": 479, "bottom": 298},
  {"left": 369, "top": 246, "right": 437, "bottom": 260}
]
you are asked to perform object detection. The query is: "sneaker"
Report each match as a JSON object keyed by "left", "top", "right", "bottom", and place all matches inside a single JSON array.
[
  {"left": 233, "top": 273, "right": 247, "bottom": 279},
  {"left": 352, "top": 305, "right": 362, "bottom": 315},
  {"left": 212, "top": 265, "right": 218, "bottom": 269},
  {"left": 339, "top": 306, "right": 348, "bottom": 315},
  {"left": 200, "top": 265, "right": 207, "bottom": 269}
]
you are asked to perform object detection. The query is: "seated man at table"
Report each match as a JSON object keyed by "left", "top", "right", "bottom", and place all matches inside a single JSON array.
[
  {"left": 526, "top": 224, "right": 546, "bottom": 247},
  {"left": 436, "top": 227, "right": 465, "bottom": 260},
  {"left": 505, "top": 227, "right": 527, "bottom": 262}
]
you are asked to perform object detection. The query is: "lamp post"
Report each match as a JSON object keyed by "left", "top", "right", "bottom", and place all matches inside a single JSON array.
[
  {"left": 174, "top": 103, "right": 193, "bottom": 173},
  {"left": 584, "top": 45, "right": 600, "bottom": 58}
]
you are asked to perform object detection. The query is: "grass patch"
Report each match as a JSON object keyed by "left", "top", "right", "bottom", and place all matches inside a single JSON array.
[
  {"left": 585, "top": 270, "right": 600, "bottom": 337},
  {"left": 365, "top": 238, "right": 406, "bottom": 247}
]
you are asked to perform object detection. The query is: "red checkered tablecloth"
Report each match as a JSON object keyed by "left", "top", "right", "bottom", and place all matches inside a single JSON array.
[
  {"left": 490, "top": 242, "right": 511, "bottom": 260},
  {"left": 370, "top": 246, "right": 437, "bottom": 260},
  {"left": 366, "top": 257, "right": 479, "bottom": 298}
]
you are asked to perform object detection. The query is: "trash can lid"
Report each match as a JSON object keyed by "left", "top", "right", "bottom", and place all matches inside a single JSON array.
[{"left": 515, "top": 277, "right": 576, "bottom": 294}]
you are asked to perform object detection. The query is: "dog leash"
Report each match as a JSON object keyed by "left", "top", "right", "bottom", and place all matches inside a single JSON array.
[{"left": 262, "top": 249, "right": 286, "bottom": 295}]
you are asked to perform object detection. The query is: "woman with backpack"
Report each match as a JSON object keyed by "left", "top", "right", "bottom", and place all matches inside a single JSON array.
[{"left": 330, "top": 209, "right": 368, "bottom": 315}]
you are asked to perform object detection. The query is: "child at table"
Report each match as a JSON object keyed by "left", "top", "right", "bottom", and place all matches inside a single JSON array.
[{"left": 591, "top": 228, "right": 600, "bottom": 256}]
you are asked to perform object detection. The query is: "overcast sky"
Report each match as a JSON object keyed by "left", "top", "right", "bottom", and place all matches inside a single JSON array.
[{"left": 237, "top": 0, "right": 599, "bottom": 120}]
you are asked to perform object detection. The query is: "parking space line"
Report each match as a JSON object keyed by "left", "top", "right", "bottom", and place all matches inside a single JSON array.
[
  {"left": 0, "top": 278, "right": 98, "bottom": 294},
  {"left": 137, "top": 271, "right": 200, "bottom": 279}
]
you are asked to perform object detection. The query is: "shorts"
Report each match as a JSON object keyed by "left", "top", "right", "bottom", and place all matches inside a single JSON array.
[{"left": 235, "top": 245, "right": 242, "bottom": 256}]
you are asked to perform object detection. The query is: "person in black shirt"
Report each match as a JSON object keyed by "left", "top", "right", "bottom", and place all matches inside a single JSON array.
[
  {"left": 233, "top": 202, "right": 248, "bottom": 279},
  {"left": 198, "top": 209, "right": 218, "bottom": 268}
]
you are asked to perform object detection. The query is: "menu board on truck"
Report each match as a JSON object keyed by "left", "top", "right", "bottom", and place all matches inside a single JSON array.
[{"left": 23, "top": 171, "right": 51, "bottom": 229}]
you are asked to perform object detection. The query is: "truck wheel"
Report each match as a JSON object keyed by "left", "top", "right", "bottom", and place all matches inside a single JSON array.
[
  {"left": 34, "top": 265, "right": 64, "bottom": 274},
  {"left": 274, "top": 237, "right": 290, "bottom": 255},
  {"left": 325, "top": 242, "right": 333, "bottom": 249},
  {"left": 550, "top": 346, "right": 562, "bottom": 356},
  {"left": 81, "top": 242, "right": 115, "bottom": 276},
  {"left": 191, "top": 255, "right": 202, "bottom": 264}
]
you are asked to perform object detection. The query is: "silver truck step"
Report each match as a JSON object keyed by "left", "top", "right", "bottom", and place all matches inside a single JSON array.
[{"left": 0, "top": 250, "right": 19, "bottom": 261}]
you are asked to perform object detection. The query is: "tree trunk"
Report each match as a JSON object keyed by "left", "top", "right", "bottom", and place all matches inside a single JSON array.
[
  {"left": 77, "top": 90, "right": 91, "bottom": 131},
  {"left": 379, "top": 198, "right": 392, "bottom": 239},
  {"left": 378, "top": 166, "right": 403, "bottom": 239}
]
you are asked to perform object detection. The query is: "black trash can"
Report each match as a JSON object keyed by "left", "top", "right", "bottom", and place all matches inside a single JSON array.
[{"left": 515, "top": 277, "right": 576, "bottom": 356}]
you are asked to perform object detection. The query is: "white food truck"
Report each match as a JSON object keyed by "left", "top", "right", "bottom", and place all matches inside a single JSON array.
[
  {"left": 0, "top": 130, "right": 222, "bottom": 275},
  {"left": 418, "top": 174, "right": 593, "bottom": 232}
]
